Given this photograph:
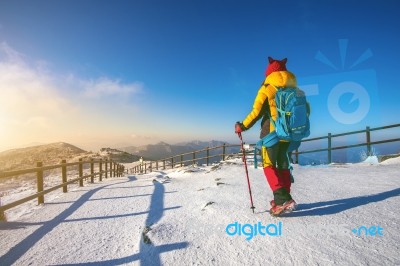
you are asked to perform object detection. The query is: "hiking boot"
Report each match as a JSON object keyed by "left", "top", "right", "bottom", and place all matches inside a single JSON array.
[{"left": 269, "top": 199, "right": 297, "bottom": 216}]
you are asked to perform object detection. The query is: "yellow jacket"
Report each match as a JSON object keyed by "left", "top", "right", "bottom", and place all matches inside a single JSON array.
[{"left": 242, "top": 70, "right": 297, "bottom": 132}]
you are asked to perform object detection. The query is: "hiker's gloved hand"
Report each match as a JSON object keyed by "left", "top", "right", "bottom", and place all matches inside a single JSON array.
[{"left": 235, "top": 122, "right": 246, "bottom": 133}]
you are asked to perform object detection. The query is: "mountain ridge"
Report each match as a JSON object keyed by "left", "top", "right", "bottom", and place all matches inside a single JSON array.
[
  {"left": 0, "top": 142, "right": 142, "bottom": 172},
  {"left": 119, "top": 140, "right": 234, "bottom": 160},
  {"left": 0, "top": 142, "right": 88, "bottom": 171}
]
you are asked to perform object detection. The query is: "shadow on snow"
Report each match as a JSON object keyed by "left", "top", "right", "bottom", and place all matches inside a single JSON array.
[
  {"left": 0, "top": 175, "right": 188, "bottom": 265},
  {"left": 291, "top": 187, "right": 400, "bottom": 217}
]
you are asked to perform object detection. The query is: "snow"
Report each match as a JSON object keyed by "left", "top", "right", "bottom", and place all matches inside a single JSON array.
[
  {"left": 381, "top": 156, "right": 400, "bottom": 165},
  {"left": 361, "top": 155, "right": 379, "bottom": 165},
  {"left": 1, "top": 157, "right": 400, "bottom": 265}
]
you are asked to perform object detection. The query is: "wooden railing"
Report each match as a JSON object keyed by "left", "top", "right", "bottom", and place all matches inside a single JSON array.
[
  {"left": 0, "top": 158, "right": 125, "bottom": 221},
  {"left": 2, "top": 123, "right": 397, "bottom": 221},
  {"left": 292, "top": 123, "right": 400, "bottom": 164},
  {"left": 130, "top": 123, "right": 400, "bottom": 173},
  {"left": 130, "top": 144, "right": 242, "bottom": 174}
]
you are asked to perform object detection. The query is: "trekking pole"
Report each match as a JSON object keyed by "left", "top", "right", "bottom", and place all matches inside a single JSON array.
[{"left": 237, "top": 132, "right": 255, "bottom": 213}]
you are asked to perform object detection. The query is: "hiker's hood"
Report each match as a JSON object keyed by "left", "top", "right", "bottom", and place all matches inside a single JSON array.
[{"left": 265, "top": 71, "right": 297, "bottom": 88}]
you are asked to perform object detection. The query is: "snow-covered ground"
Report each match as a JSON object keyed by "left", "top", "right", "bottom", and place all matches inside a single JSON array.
[{"left": 1, "top": 156, "right": 400, "bottom": 265}]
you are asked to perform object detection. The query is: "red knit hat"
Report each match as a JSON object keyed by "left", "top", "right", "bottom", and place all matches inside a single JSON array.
[{"left": 265, "top": 57, "right": 287, "bottom": 77}]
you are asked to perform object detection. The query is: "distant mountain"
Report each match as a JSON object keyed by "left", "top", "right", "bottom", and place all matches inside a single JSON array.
[
  {"left": 0, "top": 142, "right": 147, "bottom": 172},
  {"left": 120, "top": 142, "right": 194, "bottom": 160},
  {"left": 99, "top": 147, "right": 143, "bottom": 163},
  {"left": 120, "top": 140, "right": 239, "bottom": 161},
  {"left": 0, "top": 142, "right": 88, "bottom": 171},
  {"left": 175, "top": 140, "right": 229, "bottom": 150}
]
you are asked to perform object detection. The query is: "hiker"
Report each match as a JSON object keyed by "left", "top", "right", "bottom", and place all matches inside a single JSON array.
[{"left": 235, "top": 57, "right": 306, "bottom": 216}]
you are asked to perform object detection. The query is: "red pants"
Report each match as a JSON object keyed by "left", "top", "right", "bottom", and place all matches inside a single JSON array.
[
  {"left": 262, "top": 141, "right": 291, "bottom": 193},
  {"left": 264, "top": 167, "right": 291, "bottom": 193}
]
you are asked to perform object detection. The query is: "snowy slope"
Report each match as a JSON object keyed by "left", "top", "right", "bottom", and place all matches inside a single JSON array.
[{"left": 1, "top": 158, "right": 399, "bottom": 265}]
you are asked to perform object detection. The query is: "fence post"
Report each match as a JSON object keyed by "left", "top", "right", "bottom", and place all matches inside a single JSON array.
[
  {"left": 37, "top": 162, "right": 44, "bottom": 204},
  {"left": 366, "top": 126, "right": 371, "bottom": 155},
  {"left": 171, "top": 158, "right": 174, "bottom": 169},
  {"left": 206, "top": 147, "right": 210, "bottom": 166},
  {"left": 99, "top": 159, "right": 103, "bottom": 181},
  {"left": 156, "top": 161, "right": 159, "bottom": 171},
  {"left": 144, "top": 162, "right": 147, "bottom": 173},
  {"left": 105, "top": 159, "right": 108, "bottom": 179},
  {"left": 62, "top": 160, "right": 67, "bottom": 192},
  {"left": 90, "top": 158, "right": 94, "bottom": 183},
  {"left": 79, "top": 158, "right": 83, "bottom": 187},
  {"left": 180, "top": 155, "right": 183, "bottom": 167},
  {"left": 295, "top": 149, "right": 299, "bottom": 164},
  {"left": 222, "top": 143, "right": 226, "bottom": 161},
  {"left": 0, "top": 197, "right": 5, "bottom": 221},
  {"left": 111, "top": 160, "right": 113, "bottom": 177},
  {"left": 193, "top": 152, "right": 196, "bottom": 166},
  {"left": 328, "top": 133, "right": 332, "bottom": 164},
  {"left": 150, "top": 162, "right": 152, "bottom": 173},
  {"left": 163, "top": 160, "right": 166, "bottom": 170},
  {"left": 114, "top": 162, "right": 117, "bottom": 177}
]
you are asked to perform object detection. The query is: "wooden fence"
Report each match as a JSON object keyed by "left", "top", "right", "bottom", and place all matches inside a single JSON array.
[
  {"left": 130, "top": 144, "right": 242, "bottom": 174},
  {"left": 130, "top": 123, "right": 400, "bottom": 174},
  {"left": 292, "top": 123, "right": 400, "bottom": 164},
  {"left": 1, "top": 123, "right": 398, "bottom": 221},
  {"left": 0, "top": 158, "right": 125, "bottom": 221}
]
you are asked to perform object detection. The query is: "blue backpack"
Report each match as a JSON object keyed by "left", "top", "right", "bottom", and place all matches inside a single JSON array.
[
  {"left": 272, "top": 86, "right": 310, "bottom": 142},
  {"left": 254, "top": 86, "right": 310, "bottom": 172}
]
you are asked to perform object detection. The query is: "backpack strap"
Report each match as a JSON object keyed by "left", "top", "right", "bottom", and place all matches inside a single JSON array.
[{"left": 254, "top": 145, "right": 260, "bottom": 169}]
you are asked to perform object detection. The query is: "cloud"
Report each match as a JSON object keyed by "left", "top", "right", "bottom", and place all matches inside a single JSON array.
[
  {"left": 130, "top": 133, "right": 156, "bottom": 140},
  {"left": 0, "top": 42, "right": 146, "bottom": 149},
  {"left": 0, "top": 42, "right": 25, "bottom": 65},
  {"left": 80, "top": 77, "right": 143, "bottom": 98},
  {"left": 0, "top": 43, "right": 73, "bottom": 124}
]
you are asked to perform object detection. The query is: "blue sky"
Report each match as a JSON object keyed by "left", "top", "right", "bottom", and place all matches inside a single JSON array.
[{"left": 0, "top": 0, "right": 399, "bottom": 151}]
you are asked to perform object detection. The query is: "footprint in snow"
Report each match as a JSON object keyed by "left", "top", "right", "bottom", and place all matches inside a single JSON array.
[{"left": 201, "top": 201, "right": 215, "bottom": 211}]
